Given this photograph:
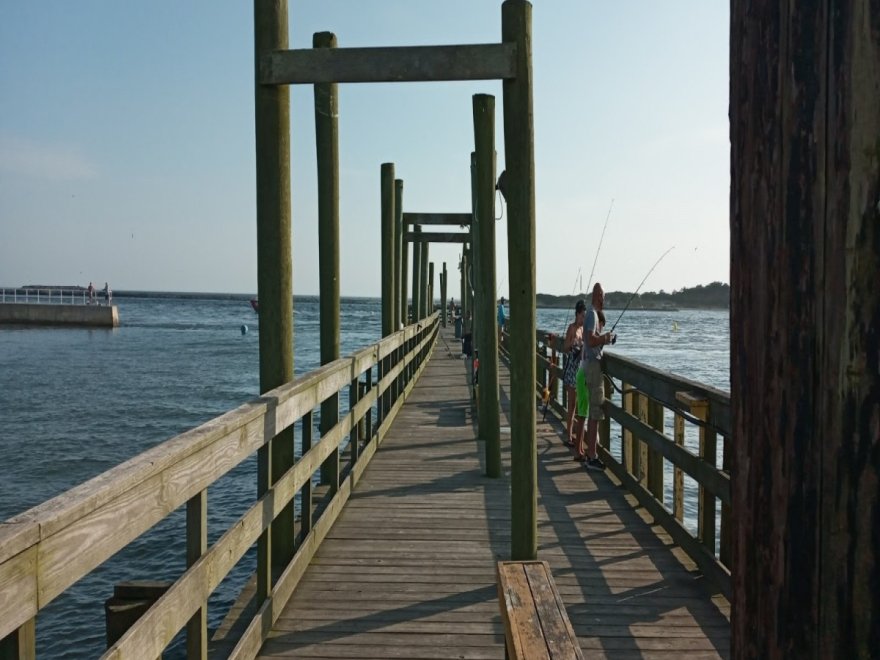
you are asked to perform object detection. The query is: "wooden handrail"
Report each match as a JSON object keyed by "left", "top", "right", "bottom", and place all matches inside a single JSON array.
[{"left": 0, "top": 314, "right": 440, "bottom": 655}]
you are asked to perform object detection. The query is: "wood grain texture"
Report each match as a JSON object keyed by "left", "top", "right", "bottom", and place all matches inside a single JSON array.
[{"left": 730, "top": 2, "right": 880, "bottom": 657}]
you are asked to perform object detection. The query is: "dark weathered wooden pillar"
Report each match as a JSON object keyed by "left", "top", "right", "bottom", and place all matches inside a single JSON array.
[
  {"left": 396, "top": 179, "right": 406, "bottom": 325},
  {"left": 473, "top": 93, "right": 501, "bottom": 478},
  {"left": 254, "top": 0, "right": 294, "bottom": 595},
  {"left": 501, "top": 0, "right": 536, "bottom": 560},
  {"left": 730, "top": 2, "right": 880, "bottom": 658},
  {"left": 420, "top": 243, "right": 430, "bottom": 320},
  {"left": 380, "top": 163, "right": 396, "bottom": 420},
  {"left": 441, "top": 262, "right": 448, "bottom": 327},
  {"left": 469, "top": 151, "right": 481, "bottom": 353},
  {"left": 460, "top": 247, "right": 468, "bottom": 332},
  {"left": 314, "top": 31, "right": 340, "bottom": 490},
  {"left": 471, "top": 94, "right": 501, "bottom": 477},
  {"left": 428, "top": 262, "right": 435, "bottom": 318},
  {"left": 412, "top": 225, "right": 422, "bottom": 323}
]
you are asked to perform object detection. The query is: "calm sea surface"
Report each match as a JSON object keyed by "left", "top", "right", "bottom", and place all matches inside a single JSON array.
[{"left": 0, "top": 296, "right": 728, "bottom": 657}]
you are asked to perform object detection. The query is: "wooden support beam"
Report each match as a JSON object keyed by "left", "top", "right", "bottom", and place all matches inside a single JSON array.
[
  {"left": 261, "top": 43, "right": 517, "bottom": 85},
  {"left": 254, "top": 0, "right": 293, "bottom": 598},
  {"left": 314, "top": 31, "right": 341, "bottom": 490},
  {"left": 403, "top": 213, "right": 472, "bottom": 226},
  {"left": 411, "top": 226, "right": 422, "bottom": 322},
  {"left": 404, "top": 231, "right": 470, "bottom": 243},
  {"left": 502, "top": 0, "right": 537, "bottom": 561},
  {"left": 473, "top": 93, "right": 501, "bottom": 479},
  {"left": 395, "top": 180, "right": 406, "bottom": 326}
]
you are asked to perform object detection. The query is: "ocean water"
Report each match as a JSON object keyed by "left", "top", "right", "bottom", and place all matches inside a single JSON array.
[{"left": 0, "top": 296, "right": 728, "bottom": 657}]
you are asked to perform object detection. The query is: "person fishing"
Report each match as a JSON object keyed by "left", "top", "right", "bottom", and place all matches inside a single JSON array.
[
  {"left": 562, "top": 299, "right": 586, "bottom": 445},
  {"left": 573, "top": 283, "right": 615, "bottom": 468}
]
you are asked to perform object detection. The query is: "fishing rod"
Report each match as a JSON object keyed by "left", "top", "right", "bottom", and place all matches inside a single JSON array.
[
  {"left": 609, "top": 245, "right": 675, "bottom": 333},
  {"left": 585, "top": 198, "right": 614, "bottom": 294}
]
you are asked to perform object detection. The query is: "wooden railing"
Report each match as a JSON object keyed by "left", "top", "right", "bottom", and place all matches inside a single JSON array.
[
  {"left": 506, "top": 328, "right": 732, "bottom": 599},
  {"left": 0, "top": 313, "right": 440, "bottom": 658}
]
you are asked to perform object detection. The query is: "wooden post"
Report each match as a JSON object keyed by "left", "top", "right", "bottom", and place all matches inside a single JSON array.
[
  {"left": 381, "top": 162, "right": 396, "bottom": 335},
  {"left": 396, "top": 180, "right": 406, "bottom": 325},
  {"left": 314, "top": 31, "right": 340, "bottom": 489},
  {"left": 696, "top": 402, "right": 715, "bottom": 553},
  {"left": 731, "top": 4, "right": 880, "bottom": 655},
  {"left": 460, "top": 248, "right": 468, "bottom": 332},
  {"left": 720, "top": 437, "right": 731, "bottom": 567},
  {"left": 634, "top": 393, "right": 646, "bottom": 486},
  {"left": 186, "top": 491, "right": 207, "bottom": 660},
  {"left": 380, "top": 163, "right": 396, "bottom": 421},
  {"left": 473, "top": 93, "right": 501, "bottom": 478},
  {"left": 599, "top": 366, "right": 611, "bottom": 450},
  {"left": 673, "top": 412, "right": 684, "bottom": 522},
  {"left": 620, "top": 383, "right": 631, "bottom": 473},
  {"left": 300, "top": 411, "right": 313, "bottom": 536},
  {"left": 647, "top": 400, "right": 664, "bottom": 504},
  {"left": 349, "top": 376, "right": 360, "bottom": 463},
  {"left": 428, "top": 262, "right": 435, "bottom": 320},
  {"left": 502, "top": 0, "right": 536, "bottom": 560},
  {"left": 0, "top": 621, "right": 35, "bottom": 660},
  {"left": 254, "top": 0, "right": 293, "bottom": 598},
  {"left": 420, "top": 243, "right": 430, "bottom": 320},
  {"left": 440, "top": 264, "right": 448, "bottom": 327},
  {"left": 469, "top": 151, "right": 480, "bottom": 355},
  {"left": 412, "top": 225, "right": 422, "bottom": 322}
]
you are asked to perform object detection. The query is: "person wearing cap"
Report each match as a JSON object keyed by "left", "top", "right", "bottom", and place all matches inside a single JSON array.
[{"left": 562, "top": 299, "right": 586, "bottom": 446}]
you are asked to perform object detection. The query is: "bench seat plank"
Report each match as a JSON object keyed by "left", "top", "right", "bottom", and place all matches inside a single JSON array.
[
  {"left": 497, "top": 560, "right": 582, "bottom": 660},
  {"left": 524, "top": 562, "right": 581, "bottom": 659}
]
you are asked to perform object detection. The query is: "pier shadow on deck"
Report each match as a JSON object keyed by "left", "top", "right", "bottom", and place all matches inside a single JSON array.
[{"left": 257, "top": 328, "right": 730, "bottom": 659}]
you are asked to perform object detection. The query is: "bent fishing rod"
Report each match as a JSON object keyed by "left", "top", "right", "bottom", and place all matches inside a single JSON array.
[{"left": 609, "top": 245, "right": 675, "bottom": 333}]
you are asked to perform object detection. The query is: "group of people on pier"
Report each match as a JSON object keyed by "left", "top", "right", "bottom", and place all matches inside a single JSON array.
[
  {"left": 563, "top": 283, "right": 615, "bottom": 470},
  {"left": 86, "top": 281, "right": 112, "bottom": 305}
]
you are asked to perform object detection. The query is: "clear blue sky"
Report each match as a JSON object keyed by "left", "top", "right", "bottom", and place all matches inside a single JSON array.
[{"left": 0, "top": 1, "right": 729, "bottom": 297}]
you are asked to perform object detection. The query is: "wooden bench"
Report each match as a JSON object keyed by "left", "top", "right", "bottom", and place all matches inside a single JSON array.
[{"left": 496, "top": 560, "right": 583, "bottom": 659}]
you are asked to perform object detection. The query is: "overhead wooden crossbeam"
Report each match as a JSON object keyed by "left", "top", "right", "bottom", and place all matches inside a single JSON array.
[
  {"left": 403, "top": 213, "right": 472, "bottom": 226},
  {"left": 405, "top": 231, "right": 469, "bottom": 244},
  {"left": 260, "top": 43, "right": 517, "bottom": 85}
]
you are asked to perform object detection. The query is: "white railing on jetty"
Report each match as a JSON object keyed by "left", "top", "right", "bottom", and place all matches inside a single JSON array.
[
  {"left": 503, "top": 328, "right": 732, "bottom": 599},
  {"left": 0, "top": 313, "right": 440, "bottom": 659},
  {"left": 0, "top": 288, "right": 110, "bottom": 305}
]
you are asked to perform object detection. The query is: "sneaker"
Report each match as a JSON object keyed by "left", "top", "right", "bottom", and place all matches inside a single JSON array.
[{"left": 586, "top": 456, "right": 605, "bottom": 471}]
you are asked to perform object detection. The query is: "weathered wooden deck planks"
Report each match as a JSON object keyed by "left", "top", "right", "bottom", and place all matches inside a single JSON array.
[{"left": 257, "top": 328, "right": 730, "bottom": 659}]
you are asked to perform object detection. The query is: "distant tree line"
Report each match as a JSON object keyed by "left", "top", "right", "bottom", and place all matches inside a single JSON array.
[{"left": 535, "top": 281, "right": 729, "bottom": 310}]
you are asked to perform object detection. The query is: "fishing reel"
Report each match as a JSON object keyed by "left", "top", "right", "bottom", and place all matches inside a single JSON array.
[{"left": 607, "top": 332, "right": 618, "bottom": 345}]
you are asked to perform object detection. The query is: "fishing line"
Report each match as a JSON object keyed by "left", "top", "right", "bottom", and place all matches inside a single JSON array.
[
  {"left": 585, "top": 198, "right": 614, "bottom": 294},
  {"left": 610, "top": 245, "right": 675, "bottom": 333}
]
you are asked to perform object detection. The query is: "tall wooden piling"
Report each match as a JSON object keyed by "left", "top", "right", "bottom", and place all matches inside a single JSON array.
[
  {"left": 469, "top": 151, "right": 480, "bottom": 353},
  {"left": 380, "top": 163, "right": 396, "bottom": 419},
  {"left": 396, "top": 179, "right": 406, "bottom": 325},
  {"left": 441, "top": 262, "right": 448, "bottom": 327},
  {"left": 314, "top": 31, "right": 340, "bottom": 489},
  {"left": 473, "top": 93, "right": 501, "bottom": 478},
  {"left": 420, "top": 243, "right": 430, "bottom": 320},
  {"left": 730, "top": 2, "right": 880, "bottom": 657},
  {"left": 412, "top": 226, "right": 422, "bottom": 321},
  {"left": 254, "top": 0, "right": 294, "bottom": 593},
  {"left": 501, "top": 0, "right": 536, "bottom": 560},
  {"left": 428, "top": 262, "right": 435, "bottom": 319},
  {"left": 460, "top": 248, "right": 468, "bottom": 331}
]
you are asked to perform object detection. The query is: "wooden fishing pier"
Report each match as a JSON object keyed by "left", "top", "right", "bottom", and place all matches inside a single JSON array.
[{"left": 1, "top": 1, "right": 877, "bottom": 658}]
